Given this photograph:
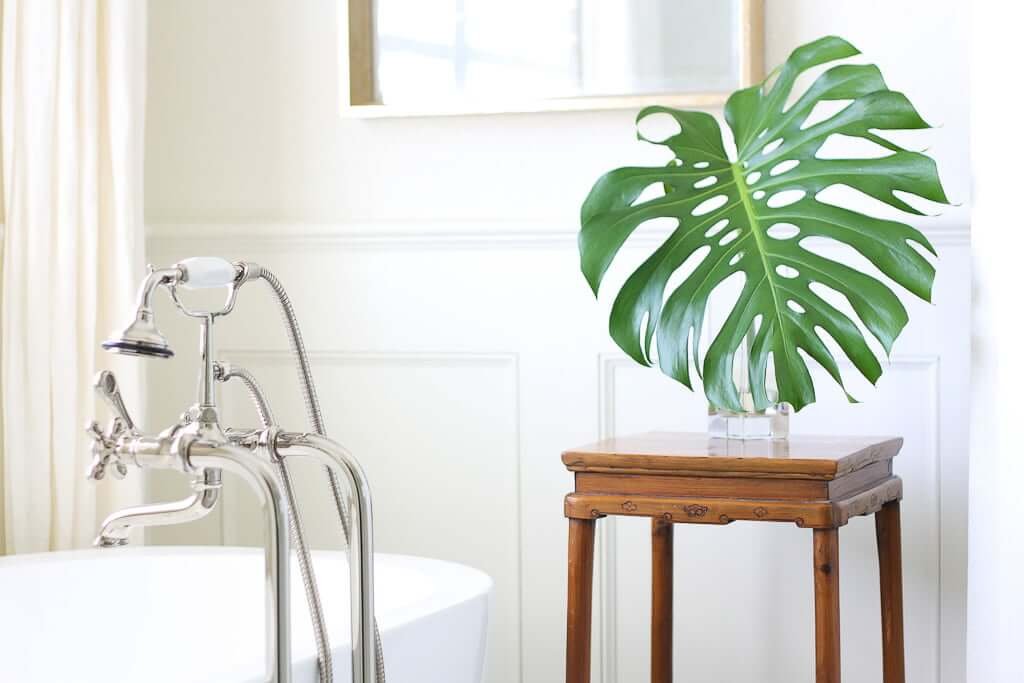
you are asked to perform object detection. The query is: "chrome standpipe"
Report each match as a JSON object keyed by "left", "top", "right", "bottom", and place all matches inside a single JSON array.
[
  {"left": 86, "top": 257, "right": 384, "bottom": 683},
  {"left": 188, "top": 440, "right": 292, "bottom": 683},
  {"left": 199, "top": 314, "right": 217, "bottom": 408},
  {"left": 273, "top": 431, "right": 377, "bottom": 683}
]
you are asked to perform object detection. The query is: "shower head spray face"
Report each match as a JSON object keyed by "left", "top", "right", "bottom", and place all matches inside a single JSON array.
[
  {"left": 101, "top": 340, "right": 173, "bottom": 358},
  {"left": 102, "top": 311, "right": 174, "bottom": 359}
]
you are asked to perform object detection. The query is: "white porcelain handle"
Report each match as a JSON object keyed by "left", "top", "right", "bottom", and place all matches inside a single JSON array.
[{"left": 177, "top": 257, "right": 237, "bottom": 289}]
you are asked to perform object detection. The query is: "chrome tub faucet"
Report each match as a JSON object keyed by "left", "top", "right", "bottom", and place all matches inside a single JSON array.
[{"left": 85, "top": 257, "right": 383, "bottom": 683}]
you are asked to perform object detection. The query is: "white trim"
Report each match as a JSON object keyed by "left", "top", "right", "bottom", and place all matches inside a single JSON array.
[{"left": 146, "top": 219, "right": 971, "bottom": 251}]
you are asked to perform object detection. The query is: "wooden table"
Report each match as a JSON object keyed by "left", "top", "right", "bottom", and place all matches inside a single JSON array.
[{"left": 562, "top": 432, "right": 906, "bottom": 683}]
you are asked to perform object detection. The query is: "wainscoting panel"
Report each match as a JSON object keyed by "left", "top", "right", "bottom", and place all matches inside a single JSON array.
[
  {"left": 145, "top": 222, "right": 968, "bottom": 683},
  {"left": 217, "top": 350, "right": 521, "bottom": 683},
  {"left": 603, "top": 356, "right": 944, "bottom": 682}
]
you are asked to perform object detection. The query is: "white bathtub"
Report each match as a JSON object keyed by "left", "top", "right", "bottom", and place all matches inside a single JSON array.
[{"left": 0, "top": 546, "right": 491, "bottom": 683}]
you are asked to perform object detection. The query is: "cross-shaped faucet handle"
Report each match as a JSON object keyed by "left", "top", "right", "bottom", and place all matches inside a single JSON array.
[
  {"left": 85, "top": 371, "right": 137, "bottom": 481},
  {"left": 85, "top": 418, "right": 128, "bottom": 480}
]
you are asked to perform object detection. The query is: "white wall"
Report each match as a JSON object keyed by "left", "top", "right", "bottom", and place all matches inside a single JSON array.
[
  {"left": 145, "top": 0, "right": 970, "bottom": 226},
  {"left": 144, "top": 1, "right": 971, "bottom": 681},
  {"left": 967, "top": 2, "right": 1024, "bottom": 681}
]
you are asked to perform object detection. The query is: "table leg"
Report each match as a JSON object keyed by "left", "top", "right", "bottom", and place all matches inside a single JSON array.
[
  {"left": 651, "top": 518, "right": 673, "bottom": 683},
  {"left": 567, "top": 518, "right": 596, "bottom": 683},
  {"left": 876, "top": 500, "right": 905, "bottom": 682},
  {"left": 814, "top": 528, "right": 841, "bottom": 683}
]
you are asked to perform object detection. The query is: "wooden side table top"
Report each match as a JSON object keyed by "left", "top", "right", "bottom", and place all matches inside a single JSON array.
[
  {"left": 563, "top": 431, "right": 903, "bottom": 479},
  {"left": 562, "top": 432, "right": 904, "bottom": 529}
]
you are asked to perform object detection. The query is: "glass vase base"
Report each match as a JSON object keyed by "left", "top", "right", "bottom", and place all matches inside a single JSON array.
[{"left": 708, "top": 405, "right": 791, "bottom": 440}]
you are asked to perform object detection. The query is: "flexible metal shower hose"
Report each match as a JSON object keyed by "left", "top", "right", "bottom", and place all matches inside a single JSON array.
[
  {"left": 216, "top": 363, "right": 334, "bottom": 683},
  {"left": 253, "top": 264, "right": 387, "bottom": 683}
]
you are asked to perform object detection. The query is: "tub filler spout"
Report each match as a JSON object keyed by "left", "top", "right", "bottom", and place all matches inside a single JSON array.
[{"left": 94, "top": 469, "right": 221, "bottom": 547}]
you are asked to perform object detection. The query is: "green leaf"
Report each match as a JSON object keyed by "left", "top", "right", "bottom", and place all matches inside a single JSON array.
[{"left": 579, "top": 35, "right": 947, "bottom": 412}]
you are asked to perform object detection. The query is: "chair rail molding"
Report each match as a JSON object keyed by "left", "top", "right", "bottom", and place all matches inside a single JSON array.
[{"left": 146, "top": 219, "right": 970, "bottom": 252}]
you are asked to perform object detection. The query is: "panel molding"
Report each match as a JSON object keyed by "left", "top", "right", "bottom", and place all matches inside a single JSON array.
[
  {"left": 218, "top": 347, "right": 526, "bottom": 681},
  {"left": 146, "top": 220, "right": 970, "bottom": 251},
  {"left": 596, "top": 353, "right": 945, "bottom": 683},
  {"left": 220, "top": 347, "right": 519, "bottom": 369}
]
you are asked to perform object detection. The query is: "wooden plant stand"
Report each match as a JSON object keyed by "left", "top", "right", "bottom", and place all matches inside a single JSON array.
[{"left": 562, "top": 432, "right": 906, "bottom": 683}]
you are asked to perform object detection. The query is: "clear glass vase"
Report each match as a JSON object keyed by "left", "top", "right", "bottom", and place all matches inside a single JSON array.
[{"left": 707, "top": 330, "right": 790, "bottom": 440}]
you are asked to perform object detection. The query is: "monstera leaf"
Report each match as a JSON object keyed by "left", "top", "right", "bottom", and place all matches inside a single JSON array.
[{"left": 580, "top": 36, "right": 947, "bottom": 412}]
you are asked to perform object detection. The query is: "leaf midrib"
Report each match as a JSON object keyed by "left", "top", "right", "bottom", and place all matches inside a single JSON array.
[{"left": 729, "top": 161, "right": 798, "bottom": 383}]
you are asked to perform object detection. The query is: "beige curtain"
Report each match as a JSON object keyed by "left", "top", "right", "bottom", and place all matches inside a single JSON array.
[{"left": 0, "top": 0, "right": 146, "bottom": 553}]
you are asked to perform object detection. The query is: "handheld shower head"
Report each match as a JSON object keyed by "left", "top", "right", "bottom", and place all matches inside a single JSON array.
[
  {"left": 102, "top": 311, "right": 174, "bottom": 358},
  {"left": 102, "top": 266, "right": 181, "bottom": 359},
  {"left": 102, "top": 258, "right": 243, "bottom": 360}
]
